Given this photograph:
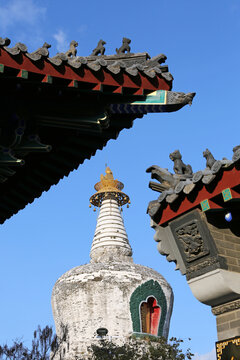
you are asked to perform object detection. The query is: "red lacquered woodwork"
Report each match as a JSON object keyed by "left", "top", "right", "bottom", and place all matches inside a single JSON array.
[{"left": 159, "top": 167, "right": 240, "bottom": 226}]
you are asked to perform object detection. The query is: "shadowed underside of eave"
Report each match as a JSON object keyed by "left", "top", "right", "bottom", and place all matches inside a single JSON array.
[
  {"left": 0, "top": 115, "right": 139, "bottom": 224},
  {"left": 0, "top": 38, "right": 195, "bottom": 223},
  {"left": 0, "top": 78, "right": 141, "bottom": 224}
]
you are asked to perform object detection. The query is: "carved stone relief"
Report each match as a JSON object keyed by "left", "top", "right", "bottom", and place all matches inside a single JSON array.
[
  {"left": 212, "top": 299, "right": 240, "bottom": 315},
  {"left": 169, "top": 210, "right": 219, "bottom": 276},
  {"left": 175, "top": 220, "right": 209, "bottom": 262}
]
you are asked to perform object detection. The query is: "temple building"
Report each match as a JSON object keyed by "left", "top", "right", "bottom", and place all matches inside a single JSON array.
[
  {"left": 146, "top": 147, "right": 240, "bottom": 358},
  {"left": 0, "top": 36, "right": 194, "bottom": 224},
  {"left": 51, "top": 167, "right": 173, "bottom": 358}
]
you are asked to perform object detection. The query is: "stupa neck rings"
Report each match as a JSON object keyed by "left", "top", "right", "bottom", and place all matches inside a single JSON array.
[{"left": 90, "top": 198, "right": 133, "bottom": 263}]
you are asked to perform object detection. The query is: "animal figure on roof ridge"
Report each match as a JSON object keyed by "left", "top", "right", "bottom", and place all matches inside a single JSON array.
[
  {"left": 91, "top": 40, "right": 106, "bottom": 56},
  {"left": 203, "top": 148, "right": 216, "bottom": 169},
  {"left": 232, "top": 144, "right": 240, "bottom": 162},
  {"left": 116, "top": 37, "right": 131, "bottom": 54},
  {"left": 169, "top": 150, "right": 192, "bottom": 175},
  {"left": 65, "top": 40, "right": 78, "bottom": 57},
  {"left": 233, "top": 145, "right": 240, "bottom": 153}
]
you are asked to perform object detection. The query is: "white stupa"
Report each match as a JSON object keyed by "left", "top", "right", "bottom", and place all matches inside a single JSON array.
[{"left": 51, "top": 167, "right": 173, "bottom": 359}]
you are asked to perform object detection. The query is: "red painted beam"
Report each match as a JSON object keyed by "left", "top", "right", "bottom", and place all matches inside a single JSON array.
[
  {"left": 159, "top": 167, "right": 240, "bottom": 226},
  {"left": 229, "top": 188, "right": 240, "bottom": 198}
]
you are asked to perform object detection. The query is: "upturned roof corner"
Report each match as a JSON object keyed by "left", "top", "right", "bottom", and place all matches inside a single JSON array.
[
  {"left": 147, "top": 146, "right": 240, "bottom": 225},
  {"left": 0, "top": 35, "right": 195, "bottom": 223}
]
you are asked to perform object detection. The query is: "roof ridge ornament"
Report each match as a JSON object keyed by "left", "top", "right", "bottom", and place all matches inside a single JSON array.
[
  {"left": 232, "top": 145, "right": 240, "bottom": 162},
  {"left": 0, "top": 35, "right": 178, "bottom": 83},
  {"left": 31, "top": 42, "right": 51, "bottom": 57},
  {"left": 169, "top": 150, "right": 193, "bottom": 177},
  {"left": 91, "top": 39, "right": 106, "bottom": 56},
  {"left": 4, "top": 42, "right": 27, "bottom": 55},
  {"left": 0, "top": 37, "right": 10, "bottom": 46},
  {"left": 116, "top": 37, "right": 131, "bottom": 54},
  {"left": 26, "top": 42, "right": 51, "bottom": 60},
  {"left": 146, "top": 145, "right": 240, "bottom": 224},
  {"left": 65, "top": 40, "right": 78, "bottom": 58},
  {"left": 146, "top": 150, "right": 193, "bottom": 194}
]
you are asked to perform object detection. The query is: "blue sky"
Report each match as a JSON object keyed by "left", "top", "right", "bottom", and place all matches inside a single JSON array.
[{"left": 0, "top": 1, "right": 240, "bottom": 359}]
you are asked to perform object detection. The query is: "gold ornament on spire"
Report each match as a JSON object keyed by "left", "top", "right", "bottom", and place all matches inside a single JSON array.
[{"left": 89, "top": 167, "right": 130, "bottom": 208}]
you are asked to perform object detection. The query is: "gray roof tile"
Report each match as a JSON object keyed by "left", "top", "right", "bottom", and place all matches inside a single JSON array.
[
  {"left": 0, "top": 37, "right": 173, "bottom": 84},
  {"left": 147, "top": 146, "right": 240, "bottom": 218}
]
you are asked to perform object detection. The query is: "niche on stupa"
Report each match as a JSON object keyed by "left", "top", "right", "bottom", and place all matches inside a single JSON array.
[{"left": 130, "top": 280, "right": 167, "bottom": 337}]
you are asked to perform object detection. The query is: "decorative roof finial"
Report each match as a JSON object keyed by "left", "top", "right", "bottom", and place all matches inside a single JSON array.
[
  {"left": 65, "top": 40, "right": 78, "bottom": 58},
  {"left": 203, "top": 149, "right": 216, "bottom": 169},
  {"left": 89, "top": 167, "right": 130, "bottom": 208},
  {"left": 116, "top": 37, "right": 131, "bottom": 54},
  {"left": 91, "top": 39, "right": 106, "bottom": 56},
  {"left": 169, "top": 150, "right": 192, "bottom": 176}
]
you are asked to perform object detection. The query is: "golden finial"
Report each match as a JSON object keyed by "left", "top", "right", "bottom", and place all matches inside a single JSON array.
[{"left": 89, "top": 167, "right": 130, "bottom": 208}]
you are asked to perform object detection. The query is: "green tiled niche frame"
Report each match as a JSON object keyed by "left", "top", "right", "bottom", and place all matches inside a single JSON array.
[{"left": 130, "top": 280, "right": 167, "bottom": 337}]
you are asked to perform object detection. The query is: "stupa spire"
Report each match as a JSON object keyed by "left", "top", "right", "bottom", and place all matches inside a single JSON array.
[{"left": 89, "top": 167, "right": 132, "bottom": 263}]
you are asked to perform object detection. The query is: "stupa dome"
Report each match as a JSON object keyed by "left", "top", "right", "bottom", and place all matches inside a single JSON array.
[{"left": 52, "top": 168, "right": 173, "bottom": 359}]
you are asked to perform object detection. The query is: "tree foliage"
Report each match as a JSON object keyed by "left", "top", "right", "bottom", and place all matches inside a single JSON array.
[
  {"left": 0, "top": 326, "right": 193, "bottom": 360},
  {"left": 0, "top": 325, "right": 66, "bottom": 360},
  {"left": 89, "top": 336, "right": 194, "bottom": 360}
]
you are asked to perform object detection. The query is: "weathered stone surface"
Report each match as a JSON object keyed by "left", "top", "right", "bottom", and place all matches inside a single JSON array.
[
  {"left": 214, "top": 306, "right": 240, "bottom": 341},
  {"left": 52, "top": 261, "right": 173, "bottom": 357},
  {"left": 52, "top": 195, "right": 173, "bottom": 358}
]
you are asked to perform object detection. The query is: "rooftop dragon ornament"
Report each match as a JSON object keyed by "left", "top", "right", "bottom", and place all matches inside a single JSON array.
[
  {"left": 146, "top": 146, "right": 240, "bottom": 220},
  {"left": 146, "top": 150, "right": 193, "bottom": 193}
]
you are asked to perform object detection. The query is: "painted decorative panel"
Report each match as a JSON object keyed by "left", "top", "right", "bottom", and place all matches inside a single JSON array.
[{"left": 216, "top": 336, "right": 240, "bottom": 360}]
